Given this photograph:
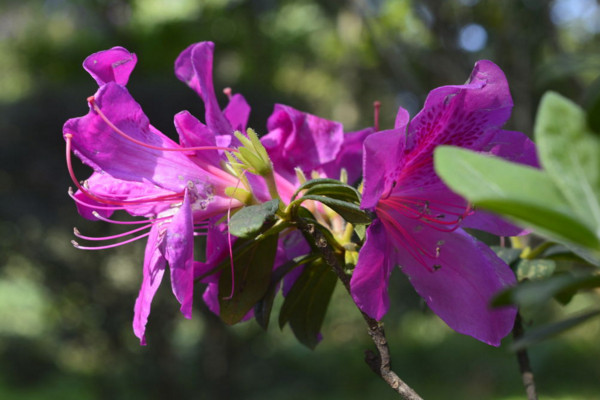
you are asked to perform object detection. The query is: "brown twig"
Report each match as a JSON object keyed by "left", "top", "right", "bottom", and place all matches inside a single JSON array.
[
  {"left": 297, "top": 219, "right": 424, "bottom": 400},
  {"left": 512, "top": 312, "right": 538, "bottom": 400}
]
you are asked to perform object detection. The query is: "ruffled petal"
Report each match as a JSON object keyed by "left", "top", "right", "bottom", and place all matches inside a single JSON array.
[
  {"left": 164, "top": 189, "right": 195, "bottom": 319},
  {"left": 319, "top": 127, "right": 374, "bottom": 185},
  {"left": 397, "top": 61, "right": 515, "bottom": 192},
  {"left": 63, "top": 83, "right": 217, "bottom": 193},
  {"left": 350, "top": 220, "right": 394, "bottom": 320},
  {"left": 174, "top": 42, "right": 232, "bottom": 135},
  {"left": 83, "top": 47, "right": 137, "bottom": 86},
  {"left": 133, "top": 224, "right": 167, "bottom": 345},
  {"left": 174, "top": 110, "right": 221, "bottom": 165},
  {"left": 263, "top": 104, "right": 344, "bottom": 183},
  {"left": 224, "top": 93, "right": 251, "bottom": 133}
]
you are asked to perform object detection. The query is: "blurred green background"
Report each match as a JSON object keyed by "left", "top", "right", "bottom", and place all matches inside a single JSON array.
[{"left": 1, "top": 0, "right": 600, "bottom": 399}]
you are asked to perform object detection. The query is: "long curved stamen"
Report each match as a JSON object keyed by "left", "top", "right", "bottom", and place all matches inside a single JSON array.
[
  {"left": 72, "top": 231, "right": 151, "bottom": 250},
  {"left": 222, "top": 169, "right": 249, "bottom": 300},
  {"left": 73, "top": 223, "right": 153, "bottom": 241},
  {"left": 91, "top": 211, "right": 171, "bottom": 225},
  {"left": 68, "top": 187, "right": 128, "bottom": 212},
  {"left": 88, "top": 96, "right": 237, "bottom": 153},
  {"left": 223, "top": 87, "right": 232, "bottom": 100},
  {"left": 65, "top": 134, "right": 184, "bottom": 207}
]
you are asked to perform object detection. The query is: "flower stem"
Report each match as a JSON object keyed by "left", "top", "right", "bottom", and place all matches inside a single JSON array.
[
  {"left": 513, "top": 312, "right": 538, "bottom": 400},
  {"left": 296, "top": 218, "right": 423, "bottom": 400}
]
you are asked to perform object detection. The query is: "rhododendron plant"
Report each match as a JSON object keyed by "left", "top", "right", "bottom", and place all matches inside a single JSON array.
[{"left": 64, "top": 40, "right": 575, "bottom": 400}]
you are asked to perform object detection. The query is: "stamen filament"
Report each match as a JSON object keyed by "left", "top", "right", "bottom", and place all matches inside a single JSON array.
[
  {"left": 65, "top": 135, "right": 184, "bottom": 206},
  {"left": 72, "top": 231, "right": 151, "bottom": 250},
  {"left": 88, "top": 97, "right": 236, "bottom": 153},
  {"left": 73, "top": 223, "right": 153, "bottom": 241}
]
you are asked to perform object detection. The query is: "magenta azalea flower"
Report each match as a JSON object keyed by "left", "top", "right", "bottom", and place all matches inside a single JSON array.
[
  {"left": 350, "top": 60, "right": 537, "bottom": 346},
  {"left": 64, "top": 43, "right": 247, "bottom": 344}
]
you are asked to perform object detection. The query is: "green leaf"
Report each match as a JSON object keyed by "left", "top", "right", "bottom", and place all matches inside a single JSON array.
[
  {"left": 516, "top": 259, "right": 556, "bottom": 281},
  {"left": 228, "top": 199, "right": 280, "bottom": 239},
  {"left": 535, "top": 92, "right": 600, "bottom": 234},
  {"left": 278, "top": 260, "right": 337, "bottom": 349},
  {"left": 218, "top": 234, "right": 279, "bottom": 325},
  {"left": 296, "top": 195, "right": 372, "bottom": 225},
  {"left": 492, "top": 273, "right": 600, "bottom": 308},
  {"left": 434, "top": 146, "right": 600, "bottom": 250},
  {"left": 290, "top": 178, "right": 345, "bottom": 201},
  {"left": 303, "top": 183, "right": 360, "bottom": 203},
  {"left": 511, "top": 309, "right": 600, "bottom": 351},
  {"left": 254, "top": 253, "right": 319, "bottom": 330}
]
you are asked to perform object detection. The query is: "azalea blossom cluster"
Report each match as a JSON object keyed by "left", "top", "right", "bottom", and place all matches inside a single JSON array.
[{"left": 64, "top": 41, "right": 536, "bottom": 347}]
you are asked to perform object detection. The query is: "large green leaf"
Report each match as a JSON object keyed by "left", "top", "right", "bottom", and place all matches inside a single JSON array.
[
  {"left": 228, "top": 199, "right": 280, "bottom": 239},
  {"left": 434, "top": 146, "right": 600, "bottom": 250},
  {"left": 278, "top": 260, "right": 338, "bottom": 349},
  {"left": 218, "top": 234, "right": 279, "bottom": 325},
  {"left": 535, "top": 92, "right": 600, "bottom": 233}
]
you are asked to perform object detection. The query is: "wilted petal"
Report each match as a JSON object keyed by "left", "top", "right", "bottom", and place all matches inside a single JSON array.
[
  {"left": 165, "top": 189, "right": 195, "bottom": 319},
  {"left": 133, "top": 224, "right": 167, "bottom": 345},
  {"left": 350, "top": 220, "right": 394, "bottom": 320},
  {"left": 394, "top": 223, "right": 517, "bottom": 346},
  {"left": 84, "top": 47, "right": 137, "bottom": 86},
  {"left": 174, "top": 42, "right": 232, "bottom": 135}
]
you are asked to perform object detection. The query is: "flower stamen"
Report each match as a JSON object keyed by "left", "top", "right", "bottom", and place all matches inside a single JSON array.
[{"left": 87, "top": 96, "right": 237, "bottom": 153}]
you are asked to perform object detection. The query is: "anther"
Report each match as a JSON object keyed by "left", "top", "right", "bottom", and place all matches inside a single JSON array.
[{"left": 223, "top": 87, "right": 232, "bottom": 100}]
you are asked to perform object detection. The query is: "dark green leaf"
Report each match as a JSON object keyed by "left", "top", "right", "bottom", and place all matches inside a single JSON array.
[
  {"left": 434, "top": 146, "right": 600, "bottom": 250},
  {"left": 218, "top": 234, "right": 279, "bottom": 325},
  {"left": 254, "top": 253, "right": 319, "bottom": 330},
  {"left": 228, "top": 199, "right": 280, "bottom": 239},
  {"left": 516, "top": 259, "right": 556, "bottom": 281},
  {"left": 303, "top": 183, "right": 360, "bottom": 203},
  {"left": 511, "top": 309, "right": 600, "bottom": 351},
  {"left": 298, "top": 195, "right": 371, "bottom": 225},
  {"left": 278, "top": 260, "right": 337, "bottom": 349},
  {"left": 290, "top": 178, "right": 345, "bottom": 201}
]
